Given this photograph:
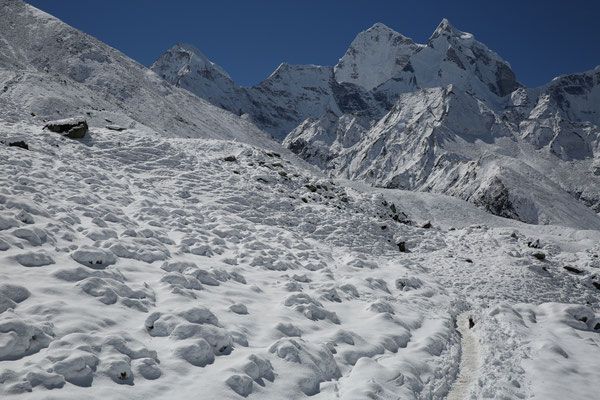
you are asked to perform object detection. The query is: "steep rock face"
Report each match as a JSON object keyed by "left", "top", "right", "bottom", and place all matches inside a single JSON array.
[
  {"left": 248, "top": 64, "right": 344, "bottom": 137},
  {"left": 284, "top": 111, "right": 370, "bottom": 170},
  {"left": 373, "top": 19, "right": 520, "bottom": 108},
  {"left": 249, "top": 64, "right": 385, "bottom": 139},
  {"left": 286, "top": 84, "right": 600, "bottom": 228},
  {"left": 334, "top": 23, "right": 422, "bottom": 91},
  {"left": 518, "top": 68, "right": 600, "bottom": 161},
  {"left": 0, "top": 0, "right": 275, "bottom": 148},
  {"left": 328, "top": 86, "right": 514, "bottom": 188}
]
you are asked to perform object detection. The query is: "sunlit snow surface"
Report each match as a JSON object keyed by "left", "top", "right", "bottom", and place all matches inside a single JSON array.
[{"left": 1, "top": 123, "right": 599, "bottom": 399}]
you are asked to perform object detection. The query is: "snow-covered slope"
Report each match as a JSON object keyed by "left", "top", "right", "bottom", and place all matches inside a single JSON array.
[
  {"left": 0, "top": 0, "right": 276, "bottom": 149},
  {"left": 2, "top": 120, "right": 600, "bottom": 399}
]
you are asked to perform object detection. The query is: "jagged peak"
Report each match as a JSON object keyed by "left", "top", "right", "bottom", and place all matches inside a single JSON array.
[
  {"left": 358, "top": 22, "right": 416, "bottom": 45},
  {"left": 170, "top": 42, "right": 205, "bottom": 56},
  {"left": 154, "top": 43, "right": 232, "bottom": 80},
  {"left": 366, "top": 22, "right": 397, "bottom": 34},
  {"left": 429, "top": 18, "right": 472, "bottom": 42}
]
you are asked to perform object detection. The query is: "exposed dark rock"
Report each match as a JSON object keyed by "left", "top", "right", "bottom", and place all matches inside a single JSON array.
[
  {"left": 495, "top": 61, "right": 520, "bottom": 97},
  {"left": 223, "top": 155, "right": 237, "bottom": 162},
  {"left": 106, "top": 124, "right": 126, "bottom": 131},
  {"left": 7, "top": 140, "right": 28, "bottom": 150},
  {"left": 563, "top": 266, "right": 583, "bottom": 274},
  {"left": 532, "top": 252, "right": 546, "bottom": 261},
  {"left": 445, "top": 48, "right": 466, "bottom": 70},
  {"left": 471, "top": 177, "right": 524, "bottom": 223},
  {"left": 397, "top": 241, "right": 406, "bottom": 252},
  {"left": 43, "top": 117, "right": 88, "bottom": 139}
]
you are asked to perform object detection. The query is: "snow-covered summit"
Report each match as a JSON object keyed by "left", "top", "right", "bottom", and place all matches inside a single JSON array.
[
  {"left": 150, "top": 18, "right": 521, "bottom": 143},
  {"left": 428, "top": 18, "right": 471, "bottom": 41},
  {"left": 151, "top": 43, "right": 232, "bottom": 82},
  {"left": 150, "top": 43, "right": 246, "bottom": 113},
  {"left": 334, "top": 23, "right": 421, "bottom": 91},
  {"left": 333, "top": 19, "right": 519, "bottom": 102},
  {"left": 372, "top": 18, "right": 520, "bottom": 104}
]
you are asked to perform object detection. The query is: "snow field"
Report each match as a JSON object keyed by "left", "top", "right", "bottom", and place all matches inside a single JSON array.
[{"left": 0, "top": 123, "right": 599, "bottom": 399}]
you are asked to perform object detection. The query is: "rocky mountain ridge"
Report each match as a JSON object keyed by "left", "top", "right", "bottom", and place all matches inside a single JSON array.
[{"left": 151, "top": 19, "right": 600, "bottom": 227}]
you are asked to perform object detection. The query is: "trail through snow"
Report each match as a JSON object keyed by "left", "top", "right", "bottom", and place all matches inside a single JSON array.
[{"left": 447, "top": 312, "right": 479, "bottom": 400}]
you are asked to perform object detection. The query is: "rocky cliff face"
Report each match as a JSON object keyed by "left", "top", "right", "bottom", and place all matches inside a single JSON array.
[
  {"left": 334, "top": 23, "right": 421, "bottom": 91},
  {"left": 285, "top": 80, "right": 600, "bottom": 227}
]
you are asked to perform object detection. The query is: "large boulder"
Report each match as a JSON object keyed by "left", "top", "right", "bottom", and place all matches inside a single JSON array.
[{"left": 43, "top": 117, "right": 88, "bottom": 138}]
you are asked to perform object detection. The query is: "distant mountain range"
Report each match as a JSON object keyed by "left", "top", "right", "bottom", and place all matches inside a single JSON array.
[
  {"left": 1, "top": 0, "right": 599, "bottom": 228},
  {"left": 150, "top": 19, "right": 600, "bottom": 228}
]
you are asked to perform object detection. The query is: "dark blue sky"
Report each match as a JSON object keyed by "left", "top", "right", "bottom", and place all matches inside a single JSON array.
[{"left": 28, "top": 0, "right": 599, "bottom": 88}]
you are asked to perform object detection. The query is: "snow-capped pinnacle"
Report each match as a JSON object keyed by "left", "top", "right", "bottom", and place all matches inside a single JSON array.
[
  {"left": 392, "top": 18, "right": 520, "bottom": 99},
  {"left": 429, "top": 18, "right": 466, "bottom": 40},
  {"left": 334, "top": 22, "right": 420, "bottom": 90},
  {"left": 366, "top": 22, "right": 402, "bottom": 35},
  {"left": 151, "top": 43, "right": 232, "bottom": 83}
]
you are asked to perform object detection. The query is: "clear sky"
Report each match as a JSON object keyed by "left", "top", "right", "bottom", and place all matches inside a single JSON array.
[{"left": 27, "top": 0, "right": 599, "bottom": 88}]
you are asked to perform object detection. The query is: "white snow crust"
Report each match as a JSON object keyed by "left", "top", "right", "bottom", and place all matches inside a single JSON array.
[
  {"left": 0, "top": 1, "right": 599, "bottom": 399},
  {"left": 1, "top": 121, "right": 599, "bottom": 399}
]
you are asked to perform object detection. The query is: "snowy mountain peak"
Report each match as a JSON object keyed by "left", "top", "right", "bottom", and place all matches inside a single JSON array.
[
  {"left": 366, "top": 22, "right": 405, "bottom": 36},
  {"left": 151, "top": 43, "right": 232, "bottom": 83},
  {"left": 397, "top": 19, "right": 521, "bottom": 99},
  {"left": 334, "top": 22, "right": 420, "bottom": 90},
  {"left": 149, "top": 42, "right": 252, "bottom": 115},
  {"left": 429, "top": 18, "right": 469, "bottom": 41}
]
